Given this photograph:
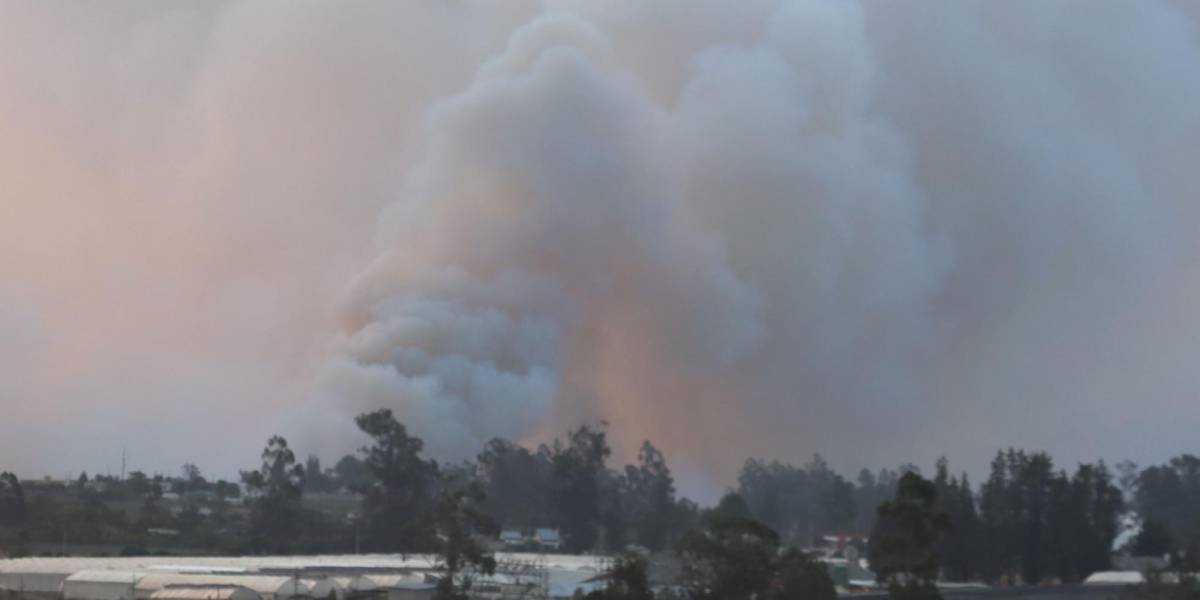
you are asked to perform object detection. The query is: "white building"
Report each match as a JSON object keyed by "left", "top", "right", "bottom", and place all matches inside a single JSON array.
[
  {"left": 364, "top": 575, "right": 424, "bottom": 591},
  {"left": 135, "top": 575, "right": 311, "bottom": 600},
  {"left": 386, "top": 581, "right": 434, "bottom": 600},
  {"left": 301, "top": 578, "right": 343, "bottom": 600},
  {"left": 0, "top": 554, "right": 610, "bottom": 600},
  {"left": 498, "top": 530, "right": 525, "bottom": 546},
  {"left": 534, "top": 529, "right": 562, "bottom": 550},
  {"left": 330, "top": 575, "right": 376, "bottom": 600},
  {"left": 62, "top": 570, "right": 141, "bottom": 600},
  {"left": 150, "top": 587, "right": 261, "bottom": 600}
]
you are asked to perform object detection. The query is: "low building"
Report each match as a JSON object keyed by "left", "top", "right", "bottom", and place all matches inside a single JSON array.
[
  {"left": 136, "top": 575, "right": 311, "bottom": 600},
  {"left": 0, "top": 561, "right": 88, "bottom": 596},
  {"left": 534, "top": 529, "right": 562, "bottom": 550},
  {"left": 62, "top": 570, "right": 141, "bottom": 600},
  {"left": 367, "top": 577, "right": 434, "bottom": 600},
  {"left": 385, "top": 581, "right": 434, "bottom": 600},
  {"left": 301, "top": 578, "right": 343, "bottom": 600},
  {"left": 363, "top": 575, "right": 421, "bottom": 591},
  {"left": 146, "top": 568, "right": 248, "bottom": 576},
  {"left": 1084, "top": 571, "right": 1145, "bottom": 586},
  {"left": 150, "top": 587, "right": 261, "bottom": 600},
  {"left": 498, "top": 530, "right": 525, "bottom": 546},
  {"left": 329, "top": 576, "right": 377, "bottom": 600}
]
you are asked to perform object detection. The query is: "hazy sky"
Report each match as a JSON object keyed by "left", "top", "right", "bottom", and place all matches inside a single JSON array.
[{"left": 1, "top": 1, "right": 1199, "bottom": 499}]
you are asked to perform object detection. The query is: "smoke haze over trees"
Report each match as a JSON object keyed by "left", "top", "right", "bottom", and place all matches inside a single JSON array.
[{"left": 4, "top": 6, "right": 1200, "bottom": 598}]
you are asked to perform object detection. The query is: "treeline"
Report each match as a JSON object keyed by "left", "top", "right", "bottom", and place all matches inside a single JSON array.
[
  {"left": 736, "top": 455, "right": 910, "bottom": 540},
  {"left": 0, "top": 466, "right": 248, "bottom": 554},
  {"left": 923, "top": 451, "right": 1200, "bottom": 585},
  {"left": 936, "top": 451, "right": 1123, "bottom": 584},
  {"left": 1129, "top": 455, "right": 1200, "bottom": 557},
  {"left": 6, "top": 412, "right": 1200, "bottom": 589},
  {"left": 729, "top": 450, "right": 1200, "bottom": 585},
  {"left": 241, "top": 411, "right": 696, "bottom": 555},
  {"left": 734, "top": 450, "right": 1126, "bottom": 584}
]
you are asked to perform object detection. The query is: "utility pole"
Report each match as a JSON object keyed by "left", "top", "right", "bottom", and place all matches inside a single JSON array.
[{"left": 121, "top": 447, "right": 127, "bottom": 481}]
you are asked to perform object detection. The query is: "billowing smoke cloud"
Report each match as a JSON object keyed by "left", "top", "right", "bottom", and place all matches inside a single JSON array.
[
  {"left": 2, "top": 1, "right": 1200, "bottom": 491},
  {"left": 314, "top": 13, "right": 765, "bottom": 461}
]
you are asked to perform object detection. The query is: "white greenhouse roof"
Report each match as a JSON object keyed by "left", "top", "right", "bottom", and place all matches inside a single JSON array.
[
  {"left": 0, "top": 553, "right": 604, "bottom": 575},
  {"left": 65, "top": 570, "right": 144, "bottom": 584},
  {"left": 0, "top": 553, "right": 608, "bottom": 597},
  {"left": 1084, "top": 571, "right": 1145, "bottom": 585},
  {"left": 330, "top": 576, "right": 376, "bottom": 592},
  {"left": 136, "top": 574, "right": 311, "bottom": 598},
  {"left": 150, "top": 586, "right": 261, "bottom": 600},
  {"left": 364, "top": 574, "right": 426, "bottom": 589},
  {"left": 301, "top": 578, "right": 343, "bottom": 598}
]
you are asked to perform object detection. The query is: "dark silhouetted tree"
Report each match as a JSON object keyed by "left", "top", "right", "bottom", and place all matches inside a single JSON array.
[
  {"left": 179, "top": 463, "right": 207, "bottom": 494},
  {"left": 333, "top": 454, "right": 373, "bottom": 491},
  {"left": 241, "top": 435, "right": 306, "bottom": 552},
  {"left": 676, "top": 492, "right": 781, "bottom": 600},
  {"left": 432, "top": 481, "right": 498, "bottom": 600},
  {"left": 547, "top": 424, "right": 611, "bottom": 552},
  {"left": 303, "top": 456, "right": 339, "bottom": 494},
  {"left": 623, "top": 441, "right": 677, "bottom": 551},
  {"left": 356, "top": 409, "right": 440, "bottom": 552},
  {"left": 477, "top": 438, "right": 552, "bottom": 530},
  {"left": 0, "top": 472, "right": 26, "bottom": 526},
  {"left": 932, "top": 459, "right": 981, "bottom": 582},
  {"left": 677, "top": 492, "right": 835, "bottom": 600},
  {"left": 586, "top": 552, "right": 655, "bottom": 600},
  {"left": 1137, "top": 456, "right": 1200, "bottom": 547},
  {"left": 738, "top": 454, "right": 861, "bottom": 545},
  {"left": 770, "top": 548, "right": 837, "bottom": 600},
  {"left": 869, "top": 472, "right": 949, "bottom": 600},
  {"left": 1135, "top": 520, "right": 1173, "bottom": 557}
]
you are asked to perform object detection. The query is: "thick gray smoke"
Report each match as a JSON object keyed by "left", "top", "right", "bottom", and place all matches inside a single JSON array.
[
  {"left": 312, "top": 0, "right": 1200, "bottom": 485},
  {"left": 315, "top": 13, "right": 766, "bottom": 461},
  {"left": 1, "top": 1, "right": 1199, "bottom": 492}
]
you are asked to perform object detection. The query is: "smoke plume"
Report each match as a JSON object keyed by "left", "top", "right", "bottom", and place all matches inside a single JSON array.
[{"left": 1, "top": 1, "right": 1199, "bottom": 492}]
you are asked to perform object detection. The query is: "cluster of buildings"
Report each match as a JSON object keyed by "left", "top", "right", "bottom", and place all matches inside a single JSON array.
[
  {"left": 496, "top": 530, "right": 561, "bottom": 551},
  {"left": 0, "top": 555, "right": 609, "bottom": 600},
  {"left": 802, "top": 535, "right": 877, "bottom": 590}
]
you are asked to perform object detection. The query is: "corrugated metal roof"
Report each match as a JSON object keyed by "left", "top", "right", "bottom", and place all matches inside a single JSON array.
[
  {"left": 389, "top": 581, "right": 434, "bottom": 591},
  {"left": 364, "top": 575, "right": 426, "bottom": 589},
  {"left": 0, "top": 571, "right": 73, "bottom": 593},
  {"left": 301, "top": 578, "right": 342, "bottom": 598},
  {"left": 534, "top": 529, "right": 561, "bottom": 542},
  {"left": 136, "top": 574, "right": 311, "bottom": 598},
  {"left": 150, "top": 586, "right": 261, "bottom": 600},
  {"left": 0, "top": 553, "right": 604, "bottom": 576},
  {"left": 330, "top": 576, "right": 375, "bottom": 592},
  {"left": 61, "top": 569, "right": 140, "bottom": 600},
  {"left": 0, "top": 553, "right": 606, "bottom": 597},
  {"left": 148, "top": 567, "right": 248, "bottom": 575},
  {"left": 65, "top": 570, "right": 143, "bottom": 584}
]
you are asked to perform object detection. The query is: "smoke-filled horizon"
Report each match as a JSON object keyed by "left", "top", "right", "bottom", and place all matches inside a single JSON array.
[{"left": 2, "top": 1, "right": 1199, "bottom": 499}]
